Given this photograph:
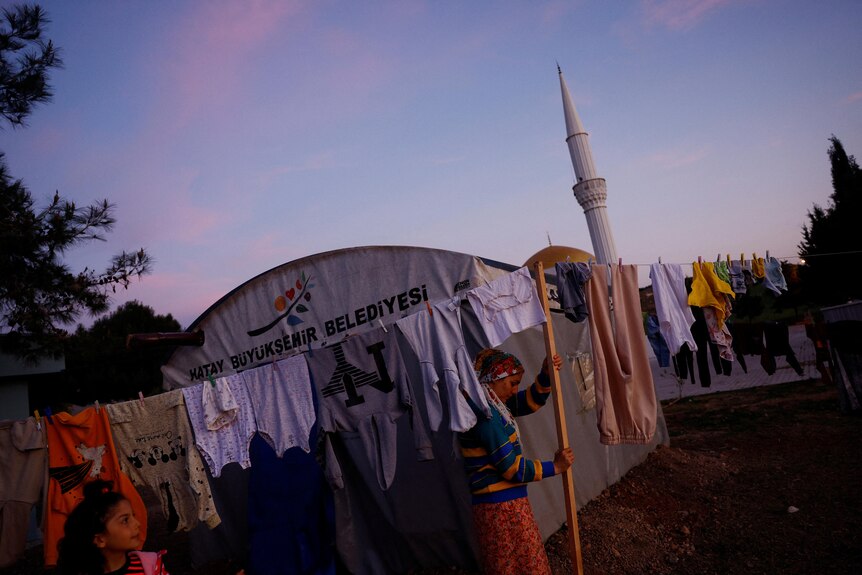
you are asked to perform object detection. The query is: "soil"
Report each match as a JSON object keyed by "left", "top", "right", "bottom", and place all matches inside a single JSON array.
[
  {"left": 544, "top": 378, "right": 862, "bottom": 575},
  {"left": 4, "top": 379, "right": 860, "bottom": 575}
]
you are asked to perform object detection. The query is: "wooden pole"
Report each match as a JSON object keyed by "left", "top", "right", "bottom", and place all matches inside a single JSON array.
[{"left": 534, "top": 261, "right": 584, "bottom": 575}]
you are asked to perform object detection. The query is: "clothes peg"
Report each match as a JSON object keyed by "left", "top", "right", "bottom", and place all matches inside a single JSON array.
[
  {"left": 740, "top": 253, "right": 744, "bottom": 264},
  {"left": 658, "top": 256, "right": 662, "bottom": 264},
  {"left": 207, "top": 374, "right": 216, "bottom": 388},
  {"left": 378, "top": 319, "right": 388, "bottom": 333},
  {"left": 33, "top": 410, "right": 41, "bottom": 431},
  {"left": 94, "top": 400, "right": 100, "bottom": 413},
  {"left": 716, "top": 253, "right": 721, "bottom": 262},
  {"left": 425, "top": 300, "right": 433, "bottom": 317},
  {"left": 138, "top": 391, "right": 145, "bottom": 405},
  {"left": 307, "top": 340, "right": 313, "bottom": 357},
  {"left": 727, "top": 254, "right": 731, "bottom": 266},
  {"left": 697, "top": 256, "right": 703, "bottom": 264},
  {"left": 44, "top": 406, "right": 53, "bottom": 424},
  {"left": 618, "top": 257, "right": 622, "bottom": 266},
  {"left": 766, "top": 250, "right": 770, "bottom": 260}
]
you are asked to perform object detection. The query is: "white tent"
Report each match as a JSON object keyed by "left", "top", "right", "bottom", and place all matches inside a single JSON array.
[{"left": 162, "top": 245, "right": 668, "bottom": 572}]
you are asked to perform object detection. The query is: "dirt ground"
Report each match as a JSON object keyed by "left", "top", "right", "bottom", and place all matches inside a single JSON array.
[
  {"left": 4, "top": 379, "right": 860, "bottom": 575},
  {"left": 544, "top": 378, "right": 862, "bottom": 575}
]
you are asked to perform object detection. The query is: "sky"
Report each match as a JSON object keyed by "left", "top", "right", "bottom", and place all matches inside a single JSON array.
[{"left": 2, "top": 0, "right": 861, "bottom": 329}]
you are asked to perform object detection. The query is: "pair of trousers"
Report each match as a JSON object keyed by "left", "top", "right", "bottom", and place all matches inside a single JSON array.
[{"left": 585, "top": 264, "right": 657, "bottom": 445}]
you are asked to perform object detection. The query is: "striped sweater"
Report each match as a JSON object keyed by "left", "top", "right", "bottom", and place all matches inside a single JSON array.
[{"left": 459, "top": 372, "right": 556, "bottom": 504}]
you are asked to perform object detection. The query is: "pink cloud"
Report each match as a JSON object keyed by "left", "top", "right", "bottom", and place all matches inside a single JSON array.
[
  {"left": 641, "top": 0, "right": 737, "bottom": 31},
  {"left": 847, "top": 91, "right": 862, "bottom": 103},
  {"left": 145, "top": 1, "right": 305, "bottom": 131}
]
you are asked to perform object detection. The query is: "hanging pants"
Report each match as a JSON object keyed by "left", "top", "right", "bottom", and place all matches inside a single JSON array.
[{"left": 585, "top": 264, "right": 657, "bottom": 445}]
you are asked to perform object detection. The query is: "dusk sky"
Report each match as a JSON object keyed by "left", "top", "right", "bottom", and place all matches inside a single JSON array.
[{"left": 2, "top": 0, "right": 860, "bottom": 329}]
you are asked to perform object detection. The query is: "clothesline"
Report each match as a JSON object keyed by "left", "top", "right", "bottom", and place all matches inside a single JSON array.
[{"left": 582, "top": 248, "right": 862, "bottom": 267}]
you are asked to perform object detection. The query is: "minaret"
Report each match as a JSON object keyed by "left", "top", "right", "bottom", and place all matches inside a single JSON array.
[{"left": 559, "top": 65, "right": 618, "bottom": 264}]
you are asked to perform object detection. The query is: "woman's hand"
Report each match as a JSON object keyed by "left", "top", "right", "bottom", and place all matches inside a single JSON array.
[
  {"left": 553, "top": 447, "right": 574, "bottom": 474},
  {"left": 541, "top": 354, "right": 563, "bottom": 377}
]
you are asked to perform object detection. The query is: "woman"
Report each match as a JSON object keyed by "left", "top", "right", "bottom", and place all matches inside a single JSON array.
[{"left": 459, "top": 348, "right": 574, "bottom": 575}]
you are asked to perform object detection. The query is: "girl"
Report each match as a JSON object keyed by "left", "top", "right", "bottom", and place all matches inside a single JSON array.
[
  {"left": 459, "top": 348, "right": 574, "bottom": 575},
  {"left": 57, "top": 480, "right": 167, "bottom": 575}
]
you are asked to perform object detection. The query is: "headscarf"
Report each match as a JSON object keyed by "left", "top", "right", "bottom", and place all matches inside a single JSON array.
[
  {"left": 474, "top": 348, "right": 524, "bottom": 435},
  {"left": 474, "top": 348, "right": 524, "bottom": 385}
]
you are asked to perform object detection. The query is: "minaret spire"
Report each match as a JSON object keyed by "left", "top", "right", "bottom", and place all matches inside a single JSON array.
[{"left": 559, "top": 67, "right": 618, "bottom": 264}]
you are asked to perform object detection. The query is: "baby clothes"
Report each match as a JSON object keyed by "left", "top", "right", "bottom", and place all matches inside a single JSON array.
[
  {"left": 729, "top": 260, "right": 747, "bottom": 295},
  {"left": 183, "top": 375, "right": 257, "bottom": 477},
  {"left": 714, "top": 259, "right": 731, "bottom": 284},
  {"left": 465, "top": 266, "right": 546, "bottom": 347},
  {"left": 44, "top": 408, "right": 147, "bottom": 566},
  {"left": 397, "top": 297, "right": 490, "bottom": 433},
  {"left": 751, "top": 257, "right": 766, "bottom": 279},
  {"left": 689, "top": 262, "right": 734, "bottom": 329},
  {"left": 307, "top": 327, "right": 434, "bottom": 490},
  {"left": 649, "top": 263, "right": 697, "bottom": 355},
  {"left": 702, "top": 307, "right": 734, "bottom": 362},
  {"left": 241, "top": 354, "right": 315, "bottom": 456},
  {"left": 202, "top": 380, "right": 239, "bottom": 431},
  {"left": 106, "top": 391, "right": 220, "bottom": 533},
  {"left": 554, "top": 262, "right": 592, "bottom": 323},
  {"left": 762, "top": 256, "right": 788, "bottom": 295},
  {"left": 0, "top": 418, "right": 46, "bottom": 568},
  {"left": 584, "top": 265, "right": 657, "bottom": 445}
]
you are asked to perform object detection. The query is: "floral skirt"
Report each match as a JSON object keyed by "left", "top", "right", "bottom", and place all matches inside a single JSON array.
[{"left": 472, "top": 497, "right": 551, "bottom": 575}]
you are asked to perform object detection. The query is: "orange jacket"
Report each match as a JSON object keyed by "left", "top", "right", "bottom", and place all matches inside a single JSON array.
[{"left": 44, "top": 408, "right": 147, "bottom": 566}]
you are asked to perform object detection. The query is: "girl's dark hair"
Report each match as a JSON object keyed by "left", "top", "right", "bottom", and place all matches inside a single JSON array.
[{"left": 56, "top": 480, "right": 128, "bottom": 575}]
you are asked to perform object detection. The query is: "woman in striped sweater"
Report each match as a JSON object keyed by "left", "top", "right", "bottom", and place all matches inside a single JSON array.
[{"left": 459, "top": 348, "right": 574, "bottom": 575}]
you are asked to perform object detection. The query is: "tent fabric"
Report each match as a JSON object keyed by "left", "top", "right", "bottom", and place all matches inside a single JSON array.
[{"left": 162, "top": 246, "right": 669, "bottom": 568}]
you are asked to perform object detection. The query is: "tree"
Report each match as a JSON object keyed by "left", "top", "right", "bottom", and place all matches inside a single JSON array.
[
  {"left": 0, "top": 4, "right": 152, "bottom": 360},
  {"left": 0, "top": 4, "right": 60, "bottom": 127},
  {"left": 62, "top": 301, "right": 180, "bottom": 403},
  {"left": 798, "top": 136, "right": 862, "bottom": 305}
]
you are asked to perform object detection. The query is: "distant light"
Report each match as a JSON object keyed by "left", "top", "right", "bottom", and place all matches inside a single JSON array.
[{"left": 799, "top": 258, "right": 806, "bottom": 265}]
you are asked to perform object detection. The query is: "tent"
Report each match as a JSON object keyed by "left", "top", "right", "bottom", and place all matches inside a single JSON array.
[{"left": 162, "top": 245, "right": 669, "bottom": 572}]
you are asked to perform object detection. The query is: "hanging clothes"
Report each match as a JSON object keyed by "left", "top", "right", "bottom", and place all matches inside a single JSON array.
[
  {"left": 306, "top": 327, "right": 434, "bottom": 491},
  {"left": 649, "top": 263, "right": 697, "bottom": 355},
  {"left": 729, "top": 260, "right": 747, "bottom": 295},
  {"left": 106, "top": 391, "right": 220, "bottom": 533},
  {"left": 44, "top": 408, "right": 147, "bottom": 566},
  {"left": 672, "top": 343, "right": 696, "bottom": 384},
  {"left": 702, "top": 307, "right": 734, "bottom": 364},
  {"left": 688, "top": 262, "right": 735, "bottom": 328},
  {"left": 0, "top": 417, "right": 46, "bottom": 568},
  {"left": 182, "top": 375, "right": 258, "bottom": 477},
  {"left": 396, "top": 297, "right": 489, "bottom": 433},
  {"left": 645, "top": 315, "right": 670, "bottom": 368},
  {"left": 689, "top": 306, "right": 716, "bottom": 387},
  {"left": 584, "top": 264, "right": 657, "bottom": 445},
  {"left": 761, "top": 321, "right": 804, "bottom": 376},
  {"left": 762, "top": 256, "right": 788, "bottom": 295},
  {"left": 241, "top": 354, "right": 315, "bottom": 457},
  {"left": 464, "top": 266, "right": 546, "bottom": 346},
  {"left": 751, "top": 257, "right": 766, "bottom": 279},
  {"left": 553, "top": 262, "right": 592, "bottom": 323},
  {"left": 714, "top": 259, "right": 731, "bottom": 284}
]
